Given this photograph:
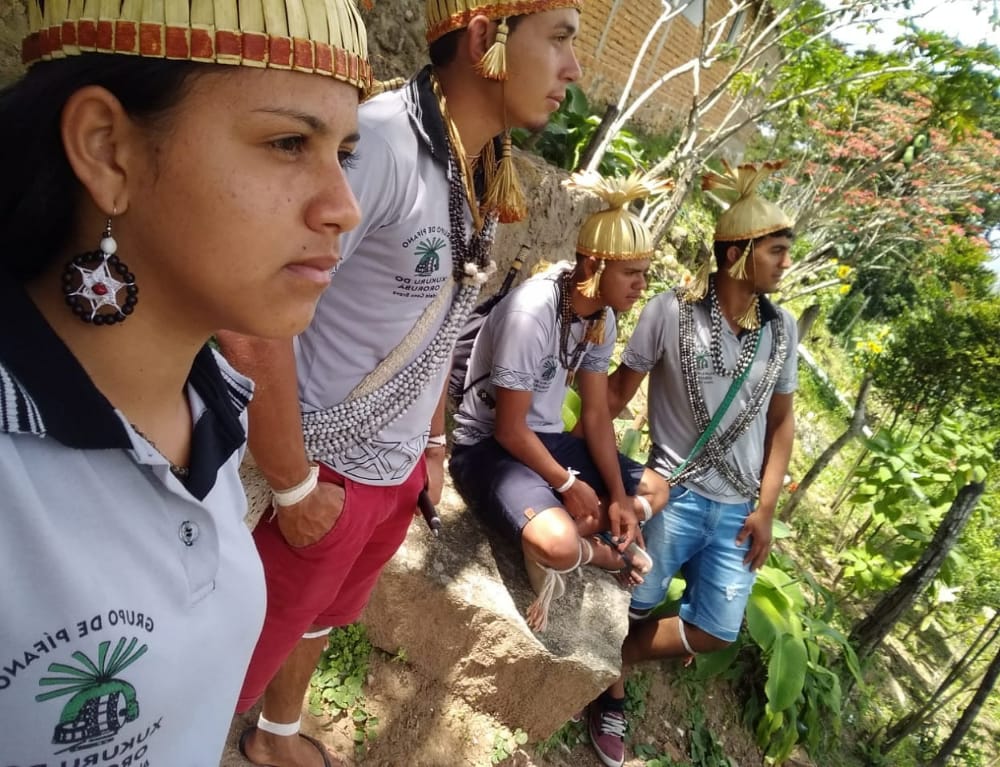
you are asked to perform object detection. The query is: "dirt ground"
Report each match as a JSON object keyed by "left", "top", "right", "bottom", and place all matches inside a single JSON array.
[{"left": 221, "top": 649, "right": 766, "bottom": 767}]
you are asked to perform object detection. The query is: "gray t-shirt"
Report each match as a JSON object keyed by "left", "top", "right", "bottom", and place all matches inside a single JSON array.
[
  {"left": 295, "top": 75, "right": 468, "bottom": 485},
  {"left": 453, "top": 268, "right": 616, "bottom": 446},
  {"left": 621, "top": 290, "right": 797, "bottom": 503}
]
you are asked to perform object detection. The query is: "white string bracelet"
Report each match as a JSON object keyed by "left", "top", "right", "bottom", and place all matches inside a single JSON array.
[
  {"left": 554, "top": 468, "right": 580, "bottom": 494},
  {"left": 637, "top": 495, "right": 653, "bottom": 523},
  {"left": 426, "top": 434, "right": 447, "bottom": 448},
  {"left": 271, "top": 464, "right": 320, "bottom": 508}
]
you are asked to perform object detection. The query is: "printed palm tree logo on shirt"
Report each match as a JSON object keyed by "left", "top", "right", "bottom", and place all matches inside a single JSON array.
[
  {"left": 35, "top": 637, "right": 147, "bottom": 751},
  {"left": 541, "top": 356, "right": 558, "bottom": 382},
  {"left": 695, "top": 347, "right": 709, "bottom": 370},
  {"left": 414, "top": 237, "right": 446, "bottom": 275}
]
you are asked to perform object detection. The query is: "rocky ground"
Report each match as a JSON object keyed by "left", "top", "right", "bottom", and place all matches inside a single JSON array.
[
  {"left": 221, "top": 471, "right": 766, "bottom": 767},
  {"left": 221, "top": 648, "right": 765, "bottom": 767}
]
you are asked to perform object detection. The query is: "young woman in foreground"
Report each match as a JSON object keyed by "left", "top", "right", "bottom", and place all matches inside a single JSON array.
[{"left": 0, "top": 1, "right": 369, "bottom": 762}]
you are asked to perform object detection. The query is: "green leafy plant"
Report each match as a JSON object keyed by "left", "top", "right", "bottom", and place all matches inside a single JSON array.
[
  {"left": 691, "top": 564, "right": 863, "bottom": 765},
  {"left": 534, "top": 718, "right": 585, "bottom": 758},
  {"left": 308, "top": 624, "right": 379, "bottom": 753},
  {"left": 625, "top": 669, "right": 652, "bottom": 722},
  {"left": 490, "top": 726, "right": 528, "bottom": 764},
  {"left": 838, "top": 418, "right": 994, "bottom": 597},
  {"left": 633, "top": 685, "right": 736, "bottom": 767},
  {"left": 512, "top": 84, "right": 645, "bottom": 175},
  {"left": 634, "top": 742, "right": 683, "bottom": 766},
  {"left": 688, "top": 706, "right": 738, "bottom": 767}
]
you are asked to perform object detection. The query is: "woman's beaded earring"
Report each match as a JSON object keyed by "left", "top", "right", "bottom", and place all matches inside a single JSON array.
[{"left": 62, "top": 217, "right": 138, "bottom": 325}]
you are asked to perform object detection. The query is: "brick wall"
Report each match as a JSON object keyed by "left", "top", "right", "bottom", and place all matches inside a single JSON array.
[{"left": 575, "top": 0, "right": 754, "bottom": 134}]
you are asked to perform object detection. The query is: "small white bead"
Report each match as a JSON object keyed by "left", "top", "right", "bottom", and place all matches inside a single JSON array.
[{"left": 100, "top": 236, "right": 117, "bottom": 255}]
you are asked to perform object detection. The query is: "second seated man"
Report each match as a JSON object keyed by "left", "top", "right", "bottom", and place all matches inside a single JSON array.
[{"left": 449, "top": 172, "right": 671, "bottom": 632}]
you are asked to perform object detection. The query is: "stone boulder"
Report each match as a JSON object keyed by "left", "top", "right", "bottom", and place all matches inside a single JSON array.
[
  {"left": 0, "top": 0, "right": 28, "bottom": 86},
  {"left": 361, "top": 476, "right": 631, "bottom": 740}
]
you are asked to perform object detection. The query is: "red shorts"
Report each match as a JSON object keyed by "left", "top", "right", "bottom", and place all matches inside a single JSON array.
[{"left": 237, "top": 458, "right": 425, "bottom": 712}]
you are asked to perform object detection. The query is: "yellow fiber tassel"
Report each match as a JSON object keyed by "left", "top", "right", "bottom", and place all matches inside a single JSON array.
[
  {"left": 685, "top": 259, "right": 712, "bottom": 302},
  {"left": 728, "top": 248, "right": 749, "bottom": 281},
  {"left": 736, "top": 295, "right": 761, "bottom": 330},
  {"left": 585, "top": 314, "right": 607, "bottom": 345},
  {"left": 476, "top": 18, "right": 509, "bottom": 81},
  {"left": 482, "top": 132, "right": 527, "bottom": 223},
  {"left": 578, "top": 259, "right": 605, "bottom": 298}
]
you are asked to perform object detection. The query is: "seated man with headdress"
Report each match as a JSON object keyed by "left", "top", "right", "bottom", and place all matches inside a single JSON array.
[{"left": 449, "top": 172, "right": 671, "bottom": 632}]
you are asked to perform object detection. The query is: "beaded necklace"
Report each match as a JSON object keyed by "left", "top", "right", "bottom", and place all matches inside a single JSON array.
[
  {"left": 557, "top": 270, "right": 591, "bottom": 385},
  {"left": 673, "top": 285, "right": 788, "bottom": 498},
  {"left": 709, "top": 282, "right": 761, "bottom": 378},
  {"left": 431, "top": 74, "right": 482, "bottom": 233},
  {"left": 131, "top": 425, "right": 190, "bottom": 479}
]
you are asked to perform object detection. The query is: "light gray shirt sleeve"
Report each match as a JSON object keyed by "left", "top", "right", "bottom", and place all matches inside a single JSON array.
[
  {"left": 490, "top": 309, "right": 550, "bottom": 391},
  {"left": 775, "top": 309, "right": 799, "bottom": 394},
  {"left": 621, "top": 293, "right": 672, "bottom": 373}
]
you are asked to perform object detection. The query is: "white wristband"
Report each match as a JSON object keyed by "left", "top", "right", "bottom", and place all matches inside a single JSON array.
[
  {"left": 271, "top": 464, "right": 320, "bottom": 508},
  {"left": 637, "top": 495, "right": 653, "bottom": 523},
  {"left": 554, "top": 468, "right": 579, "bottom": 494},
  {"left": 426, "top": 434, "right": 447, "bottom": 448}
]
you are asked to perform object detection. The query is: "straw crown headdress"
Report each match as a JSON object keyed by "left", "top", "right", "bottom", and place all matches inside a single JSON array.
[
  {"left": 562, "top": 170, "right": 670, "bottom": 344},
  {"left": 425, "top": 1, "right": 583, "bottom": 48},
  {"left": 567, "top": 170, "right": 672, "bottom": 264},
  {"left": 22, "top": 0, "right": 372, "bottom": 94},
  {"left": 685, "top": 160, "right": 793, "bottom": 329},
  {"left": 706, "top": 160, "right": 792, "bottom": 243}
]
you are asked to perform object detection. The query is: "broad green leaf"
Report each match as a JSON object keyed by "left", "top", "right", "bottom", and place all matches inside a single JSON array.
[
  {"left": 692, "top": 641, "right": 741, "bottom": 679},
  {"left": 766, "top": 634, "right": 808, "bottom": 712}
]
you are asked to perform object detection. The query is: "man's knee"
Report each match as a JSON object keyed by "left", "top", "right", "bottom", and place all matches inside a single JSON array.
[
  {"left": 523, "top": 510, "right": 581, "bottom": 568},
  {"left": 683, "top": 622, "right": 732, "bottom": 654}
]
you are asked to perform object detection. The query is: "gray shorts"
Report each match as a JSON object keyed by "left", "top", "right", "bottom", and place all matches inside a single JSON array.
[{"left": 449, "top": 432, "right": 645, "bottom": 543}]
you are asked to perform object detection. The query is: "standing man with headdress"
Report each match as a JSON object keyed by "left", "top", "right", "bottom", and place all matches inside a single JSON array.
[
  {"left": 586, "top": 162, "right": 798, "bottom": 767},
  {"left": 449, "top": 172, "right": 671, "bottom": 634},
  {"left": 218, "top": 3, "right": 582, "bottom": 765}
]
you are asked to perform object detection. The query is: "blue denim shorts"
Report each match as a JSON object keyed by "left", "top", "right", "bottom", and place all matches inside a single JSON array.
[{"left": 630, "top": 484, "right": 756, "bottom": 642}]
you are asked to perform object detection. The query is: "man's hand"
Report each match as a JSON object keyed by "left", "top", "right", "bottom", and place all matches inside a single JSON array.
[
  {"left": 736, "top": 508, "right": 773, "bottom": 571},
  {"left": 607, "top": 499, "right": 640, "bottom": 549},
  {"left": 276, "top": 481, "right": 346, "bottom": 548},
  {"left": 424, "top": 445, "right": 446, "bottom": 505},
  {"left": 562, "top": 479, "right": 601, "bottom": 527}
]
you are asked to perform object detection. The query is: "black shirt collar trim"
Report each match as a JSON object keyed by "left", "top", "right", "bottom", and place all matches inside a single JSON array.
[
  {"left": 0, "top": 275, "right": 248, "bottom": 500},
  {"left": 405, "top": 66, "right": 500, "bottom": 197},
  {"left": 406, "top": 66, "right": 451, "bottom": 166}
]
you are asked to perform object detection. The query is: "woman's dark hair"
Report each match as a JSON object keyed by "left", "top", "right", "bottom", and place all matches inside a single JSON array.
[
  {"left": 0, "top": 54, "right": 207, "bottom": 281},
  {"left": 713, "top": 227, "right": 795, "bottom": 269},
  {"left": 429, "top": 14, "right": 523, "bottom": 68}
]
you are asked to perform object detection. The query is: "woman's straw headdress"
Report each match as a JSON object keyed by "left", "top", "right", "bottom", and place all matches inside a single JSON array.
[
  {"left": 22, "top": 0, "right": 372, "bottom": 94},
  {"left": 564, "top": 169, "right": 671, "bottom": 343},
  {"left": 685, "top": 160, "right": 793, "bottom": 316}
]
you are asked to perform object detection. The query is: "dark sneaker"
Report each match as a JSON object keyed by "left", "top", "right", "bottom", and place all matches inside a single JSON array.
[{"left": 588, "top": 701, "right": 627, "bottom": 767}]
